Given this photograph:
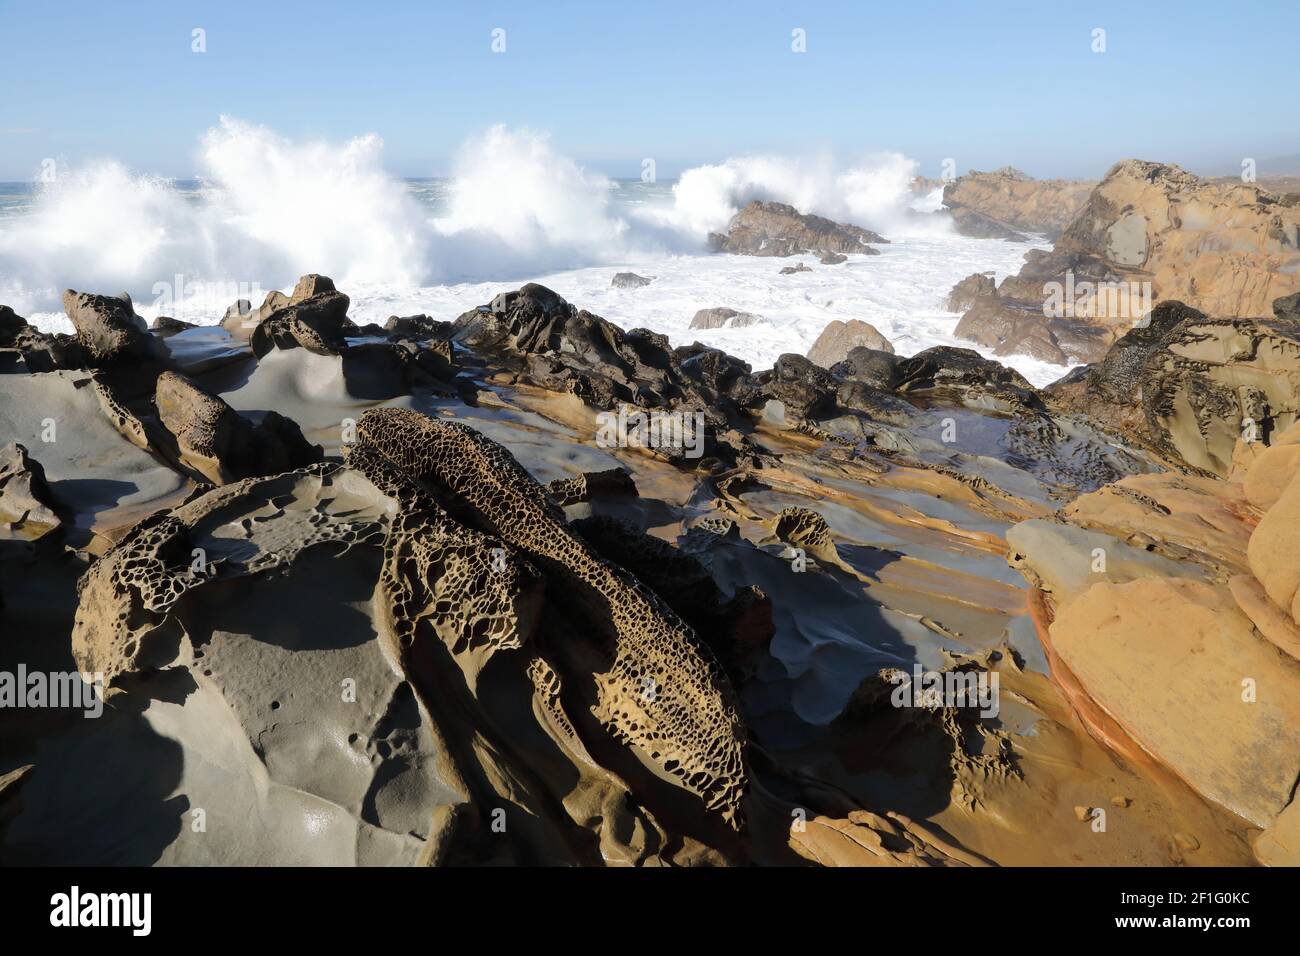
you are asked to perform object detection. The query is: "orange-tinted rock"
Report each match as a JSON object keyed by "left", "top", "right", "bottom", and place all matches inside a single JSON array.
[{"left": 1050, "top": 577, "right": 1300, "bottom": 829}]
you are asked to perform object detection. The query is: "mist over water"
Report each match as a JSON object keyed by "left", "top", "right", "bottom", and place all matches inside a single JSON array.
[{"left": 0, "top": 116, "right": 1065, "bottom": 384}]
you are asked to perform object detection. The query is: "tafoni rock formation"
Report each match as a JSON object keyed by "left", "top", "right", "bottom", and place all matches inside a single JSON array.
[{"left": 2, "top": 273, "right": 1297, "bottom": 867}]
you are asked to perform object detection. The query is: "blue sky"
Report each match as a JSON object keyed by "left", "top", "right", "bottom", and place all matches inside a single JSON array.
[{"left": 1, "top": 0, "right": 1296, "bottom": 181}]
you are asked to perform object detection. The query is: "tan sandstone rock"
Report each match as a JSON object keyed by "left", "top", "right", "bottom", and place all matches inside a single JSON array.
[
  {"left": 806, "top": 319, "right": 895, "bottom": 368},
  {"left": 1243, "top": 421, "right": 1300, "bottom": 510},
  {"left": 1049, "top": 577, "right": 1300, "bottom": 829},
  {"left": 1254, "top": 797, "right": 1300, "bottom": 866},
  {"left": 1045, "top": 300, "right": 1300, "bottom": 477},
  {"left": 955, "top": 161, "right": 1300, "bottom": 364},
  {"left": 1248, "top": 468, "right": 1300, "bottom": 622},
  {"left": 943, "top": 166, "right": 1094, "bottom": 240}
]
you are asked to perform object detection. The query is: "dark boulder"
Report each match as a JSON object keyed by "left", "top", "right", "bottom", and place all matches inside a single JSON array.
[
  {"left": 1274, "top": 292, "right": 1300, "bottom": 323},
  {"left": 451, "top": 285, "right": 762, "bottom": 467},
  {"left": 708, "top": 201, "right": 886, "bottom": 258},
  {"left": 150, "top": 316, "right": 196, "bottom": 337},
  {"left": 753, "top": 354, "right": 839, "bottom": 420},
  {"left": 250, "top": 290, "right": 352, "bottom": 358},
  {"left": 0, "top": 305, "right": 25, "bottom": 344},
  {"left": 385, "top": 314, "right": 452, "bottom": 339},
  {"left": 830, "top": 347, "right": 901, "bottom": 390},
  {"left": 892, "top": 345, "right": 1039, "bottom": 406}
]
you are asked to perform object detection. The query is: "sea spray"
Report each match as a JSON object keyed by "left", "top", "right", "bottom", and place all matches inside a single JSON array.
[
  {"left": 0, "top": 117, "right": 1070, "bottom": 385},
  {"left": 199, "top": 117, "right": 432, "bottom": 288},
  {"left": 650, "top": 151, "right": 955, "bottom": 239},
  {"left": 0, "top": 117, "right": 952, "bottom": 317}
]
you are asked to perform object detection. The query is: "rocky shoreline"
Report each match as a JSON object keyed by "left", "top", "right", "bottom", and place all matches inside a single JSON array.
[{"left": 2, "top": 270, "right": 1297, "bottom": 866}]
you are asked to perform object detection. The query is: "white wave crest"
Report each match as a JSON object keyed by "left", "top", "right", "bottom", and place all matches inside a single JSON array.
[{"left": 0, "top": 118, "right": 952, "bottom": 321}]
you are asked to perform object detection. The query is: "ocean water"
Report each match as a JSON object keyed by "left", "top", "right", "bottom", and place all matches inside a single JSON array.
[{"left": 0, "top": 119, "right": 1067, "bottom": 385}]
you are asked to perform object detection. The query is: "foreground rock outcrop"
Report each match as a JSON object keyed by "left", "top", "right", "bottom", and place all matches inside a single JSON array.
[
  {"left": 349, "top": 408, "right": 748, "bottom": 826},
  {"left": 154, "top": 371, "right": 321, "bottom": 485},
  {"left": 1011, "top": 417, "right": 1300, "bottom": 862},
  {"left": 1, "top": 292, "right": 167, "bottom": 373},
  {"left": 0, "top": 442, "right": 61, "bottom": 538},
  {"left": 62, "top": 290, "right": 163, "bottom": 367},
  {"left": 4, "top": 273, "right": 1294, "bottom": 868}
]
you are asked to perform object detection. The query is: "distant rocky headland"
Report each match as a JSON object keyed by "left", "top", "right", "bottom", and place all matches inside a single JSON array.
[{"left": 939, "top": 160, "right": 1300, "bottom": 365}]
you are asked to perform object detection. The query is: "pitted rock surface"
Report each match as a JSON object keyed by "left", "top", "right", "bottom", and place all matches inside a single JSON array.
[
  {"left": 72, "top": 465, "right": 386, "bottom": 684},
  {"left": 774, "top": 507, "right": 834, "bottom": 554},
  {"left": 571, "top": 515, "right": 773, "bottom": 677},
  {"left": 62, "top": 289, "right": 158, "bottom": 366},
  {"left": 345, "top": 441, "right": 544, "bottom": 670},
  {"left": 351, "top": 406, "right": 749, "bottom": 826},
  {"left": 250, "top": 290, "right": 352, "bottom": 358}
]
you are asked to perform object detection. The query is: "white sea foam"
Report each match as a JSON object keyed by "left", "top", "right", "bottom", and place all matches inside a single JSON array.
[{"left": 1, "top": 117, "right": 1072, "bottom": 386}]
